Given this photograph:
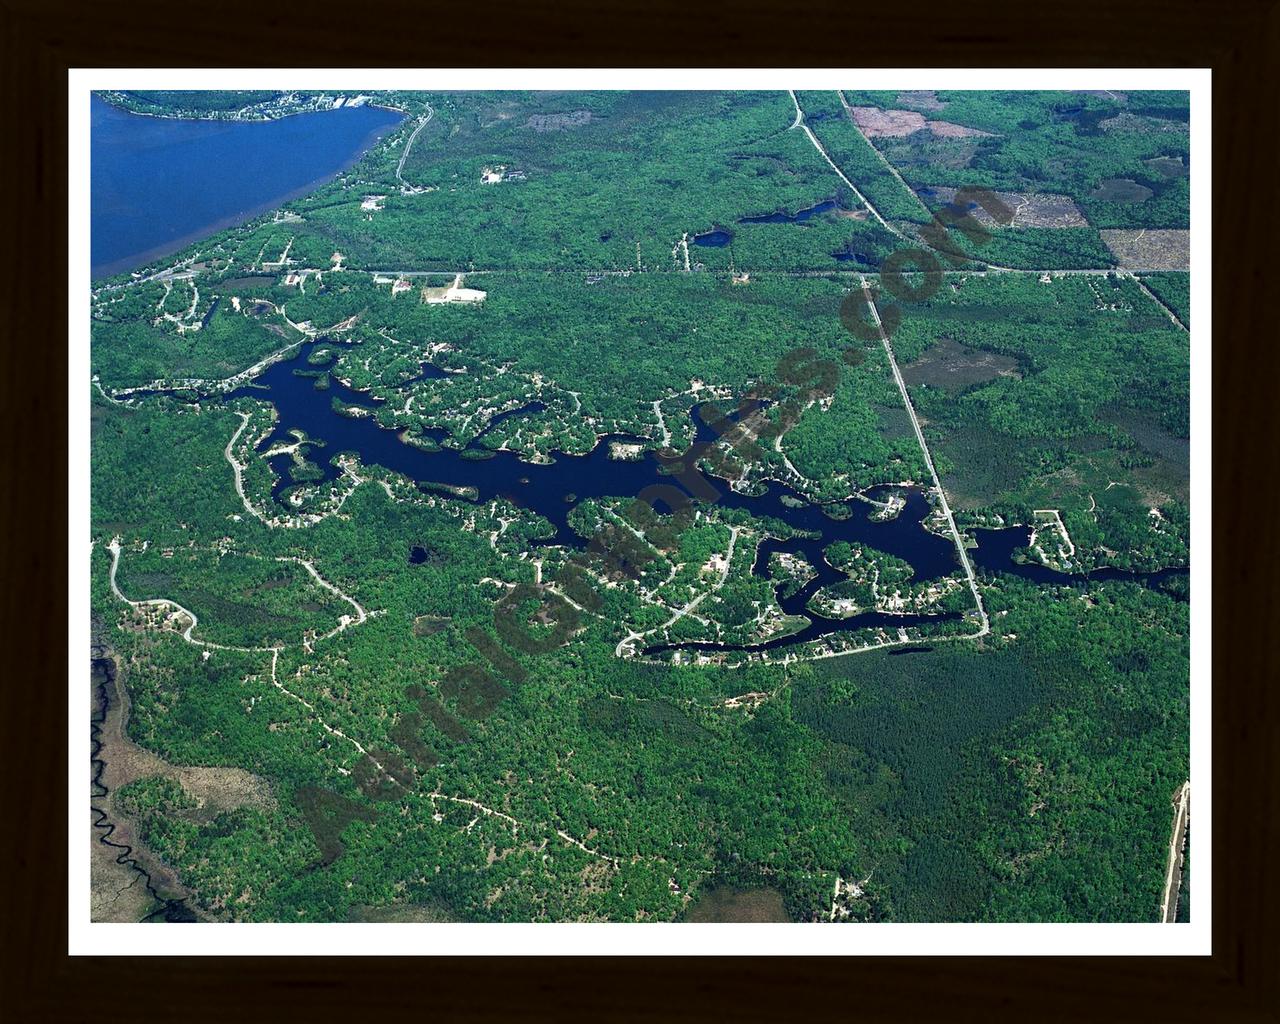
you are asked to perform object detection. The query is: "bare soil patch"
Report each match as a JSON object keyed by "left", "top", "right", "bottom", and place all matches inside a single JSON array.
[
  {"left": 886, "top": 137, "right": 985, "bottom": 172},
  {"left": 927, "top": 186, "right": 1087, "bottom": 228},
  {"left": 1100, "top": 229, "right": 1190, "bottom": 271},
  {"left": 929, "top": 119, "right": 993, "bottom": 139},
  {"left": 850, "top": 106, "right": 992, "bottom": 140}
]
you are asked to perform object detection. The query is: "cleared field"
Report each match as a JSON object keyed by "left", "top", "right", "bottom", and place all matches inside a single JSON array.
[
  {"left": 923, "top": 186, "right": 1087, "bottom": 229},
  {"left": 1101, "top": 229, "right": 1190, "bottom": 270},
  {"left": 683, "top": 886, "right": 790, "bottom": 922},
  {"left": 846, "top": 105, "right": 992, "bottom": 139}
]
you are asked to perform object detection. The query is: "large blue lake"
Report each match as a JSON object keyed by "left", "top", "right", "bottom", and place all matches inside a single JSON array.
[{"left": 90, "top": 94, "right": 403, "bottom": 279}]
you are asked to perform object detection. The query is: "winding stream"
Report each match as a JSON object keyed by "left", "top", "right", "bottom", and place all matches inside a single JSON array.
[{"left": 90, "top": 648, "right": 195, "bottom": 922}]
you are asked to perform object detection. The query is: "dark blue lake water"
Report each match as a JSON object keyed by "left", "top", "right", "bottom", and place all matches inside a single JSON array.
[
  {"left": 90, "top": 94, "right": 403, "bottom": 279},
  {"left": 692, "top": 228, "right": 733, "bottom": 248},
  {"left": 187, "top": 340, "right": 1185, "bottom": 658},
  {"left": 693, "top": 200, "right": 846, "bottom": 250},
  {"left": 739, "top": 200, "right": 838, "bottom": 225}
]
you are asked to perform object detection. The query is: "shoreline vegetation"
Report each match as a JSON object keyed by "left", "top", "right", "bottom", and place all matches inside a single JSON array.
[{"left": 98, "top": 89, "right": 412, "bottom": 122}]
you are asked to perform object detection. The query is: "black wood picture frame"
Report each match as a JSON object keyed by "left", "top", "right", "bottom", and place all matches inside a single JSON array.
[{"left": 3, "top": 0, "right": 1275, "bottom": 1018}]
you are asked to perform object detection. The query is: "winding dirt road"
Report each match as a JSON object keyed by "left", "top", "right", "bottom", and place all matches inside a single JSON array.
[{"left": 106, "top": 537, "right": 370, "bottom": 650}]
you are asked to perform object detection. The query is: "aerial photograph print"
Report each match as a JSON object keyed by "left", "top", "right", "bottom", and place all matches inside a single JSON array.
[{"left": 85, "top": 80, "right": 1196, "bottom": 936}]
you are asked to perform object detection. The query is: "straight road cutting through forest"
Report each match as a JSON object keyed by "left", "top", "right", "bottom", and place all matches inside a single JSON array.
[{"left": 858, "top": 277, "right": 990, "bottom": 638}]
